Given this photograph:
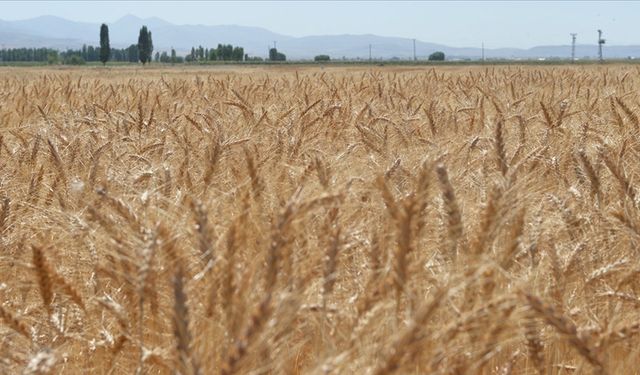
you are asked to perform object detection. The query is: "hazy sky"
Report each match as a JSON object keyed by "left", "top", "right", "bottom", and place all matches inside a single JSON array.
[{"left": 2, "top": 1, "right": 638, "bottom": 48}]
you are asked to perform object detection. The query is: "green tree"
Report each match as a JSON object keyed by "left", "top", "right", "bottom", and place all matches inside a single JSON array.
[
  {"left": 216, "top": 44, "right": 223, "bottom": 60},
  {"left": 100, "top": 23, "right": 110, "bottom": 65},
  {"left": 208, "top": 48, "right": 217, "bottom": 61},
  {"left": 171, "top": 48, "right": 177, "bottom": 64},
  {"left": 215, "top": 44, "right": 234, "bottom": 61},
  {"left": 269, "top": 48, "right": 286, "bottom": 61},
  {"left": 87, "top": 46, "right": 98, "bottom": 61},
  {"left": 428, "top": 51, "right": 445, "bottom": 61},
  {"left": 269, "top": 48, "right": 278, "bottom": 61},
  {"left": 232, "top": 47, "right": 244, "bottom": 61},
  {"left": 64, "top": 54, "right": 86, "bottom": 65},
  {"left": 224, "top": 45, "right": 233, "bottom": 60},
  {"left": 47, "top": 51, "right": 59, "bottom": 65},
  {"left": 137, "top": 26, "right": 153, "bottom": 64},
  {"left": 127, "top": 44, "right": 139, "bottom": 63},
  {"left": 314, "top": 55, "right": 330, "bottom": 62},
  {"left": 148, "top": 31, "right": 153, "bottom": 60}
]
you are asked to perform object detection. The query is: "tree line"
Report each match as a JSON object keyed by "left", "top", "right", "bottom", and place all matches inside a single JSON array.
[
  {"left": 0, "top": 46, "right": 128, "bottom": 64},
  {"left": 0, "top": 22, "right": 415, "bottom": 65},
  {"left": 0, "top": 24, "right": 257, "bottom": 65},
  {"left": 0, "top": 26, "right": 132, "bottom": 64},
  {"left": 0, "top": 48, "right": 58, "bottom": 63},
  {"left": 0, "top": 25, "right": 156, "bottom": 64},
  {"left": 0, "top": 45, "right": 167, "bottom": 64},
  {"left": 185, "top": 44, "right": 245, "bottom": 62}
]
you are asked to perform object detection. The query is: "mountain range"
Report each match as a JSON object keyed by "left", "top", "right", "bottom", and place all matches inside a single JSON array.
[{"left": 1, "top": 15, "right": 639, "bottom": 60}]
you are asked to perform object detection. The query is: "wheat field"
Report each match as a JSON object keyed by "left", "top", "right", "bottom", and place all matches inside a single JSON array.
[{"left": 1, "top": 65, "right": 640, "bottom": 374}]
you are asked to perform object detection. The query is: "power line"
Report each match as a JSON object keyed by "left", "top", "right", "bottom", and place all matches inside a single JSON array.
[{"left": 597, "top": 29, "right": 605, "bottom": 62}]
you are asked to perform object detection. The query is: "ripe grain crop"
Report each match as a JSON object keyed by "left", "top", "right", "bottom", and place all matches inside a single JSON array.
[{"left": 1, "top": 64, "right": 640, "bottom": 374}]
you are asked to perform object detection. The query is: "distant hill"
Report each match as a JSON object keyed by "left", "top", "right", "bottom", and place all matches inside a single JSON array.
[
  {"left": 0, "top": 30, "right": 82, "bottom": 50},
  {"left": 1, "top": 15, "right": 639, "bottom": 60}
]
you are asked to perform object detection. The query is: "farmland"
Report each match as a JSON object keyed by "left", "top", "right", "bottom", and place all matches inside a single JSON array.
[{"left": 1, "top": 65, "right": 640, "bottom": 374}]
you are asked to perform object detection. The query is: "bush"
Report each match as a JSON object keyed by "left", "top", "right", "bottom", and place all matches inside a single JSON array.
[
  {"left": 314, "top": 55, "right": 330, "bottom": 62},
  {"left": 47, "top": 52, "right": 59, "bottom": 65},
  {"left": 428, "top": 51, "right": 445, "bottom": 61},
  {"left": 64, "top": 55, "right": 86, "bottom": 65}
]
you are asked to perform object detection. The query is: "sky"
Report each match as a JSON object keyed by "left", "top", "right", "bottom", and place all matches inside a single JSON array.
[{"left": 2, "top": 1, "right": 638, "bottom": 48}]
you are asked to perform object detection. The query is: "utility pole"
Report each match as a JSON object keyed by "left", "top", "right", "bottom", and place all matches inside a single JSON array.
[
  {"left": 597, "top": 29, "right": 605, "bottom": 62},
  {"left": 369, "top": 44, "right": 372, "bottom": 63},
  {"left": 570, "top": 33, "right": 577, "bottom": 62},
  {"left": 273, "top": 41, "right": 277, "bottom": 50},
  {"left": 481, "top": 42, "right": 485, "bottom": 62},
  {"left": 413, "top": 38, "right": 416, "bottom": 61}
]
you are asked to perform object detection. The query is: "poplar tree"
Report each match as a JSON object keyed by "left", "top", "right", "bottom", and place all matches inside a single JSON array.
[
  {"left": 100, "top": 23, "right": 110, "bottom": 65},
  {"left": 138, "top": 26, "right": 153, "bottom": 64}
]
